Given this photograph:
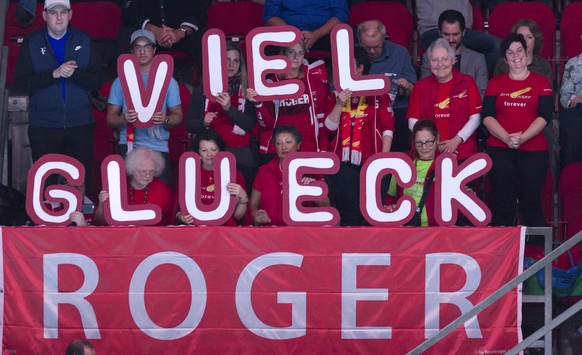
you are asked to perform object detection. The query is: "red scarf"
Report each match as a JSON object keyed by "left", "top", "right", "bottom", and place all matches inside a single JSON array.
[{"left": 340, "top": 96, "right": 367, "bottom": 165}]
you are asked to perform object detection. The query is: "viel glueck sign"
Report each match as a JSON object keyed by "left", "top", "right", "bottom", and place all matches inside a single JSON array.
[{"left": 2, "top": 25, "right": 523, "bottom": 354}]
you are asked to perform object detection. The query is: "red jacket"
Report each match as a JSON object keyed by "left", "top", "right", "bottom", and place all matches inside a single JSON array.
[{"left": 254, "top": 60, "right": 332, "bottom": 154}]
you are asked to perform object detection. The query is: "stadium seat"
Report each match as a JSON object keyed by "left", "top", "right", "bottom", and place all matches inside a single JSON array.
[
  {"left": 556, "top": 162, "right": 582, "bottom": 270},
  {"left": 488, "top": 1, "right": 556, "bottom": 60},
  {"left": 559, "top": 163, "right": 582, "bottom": 240},
  {"left": 207, "top": 1, "right": 264, "bottom": 42},
  {"left": 168, "top": 83, "right": 192, "bottom": 189},
  {"left": 89, "top": 81, "right": 115, "bottom": 203},
  {"left": 472, "top": 4, "right": 485, "bottom": 32},
  {"left": 3, "top": 2, "right": 45, "bottom": 85},
  {"left": 559, "top": 2, "right": 582, "bottom": 83},
  {"left": 348, "top": 1, "right": 414, "bottom": 50},
  {"left": 70, "top": 1, "right": 122, "bottom": 40}
]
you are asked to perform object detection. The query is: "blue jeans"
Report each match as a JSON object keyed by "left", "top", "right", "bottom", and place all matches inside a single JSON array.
[{"left": 421, "top": 28, "right": 501, "bottom": 74}]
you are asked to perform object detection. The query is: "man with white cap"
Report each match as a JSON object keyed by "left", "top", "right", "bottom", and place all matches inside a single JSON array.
[
  {"left": 14, "top": 0, "right": 103, "bottom": 196},
  {"left": 106, "top": 29, "right": 183, "bottom": 187}
]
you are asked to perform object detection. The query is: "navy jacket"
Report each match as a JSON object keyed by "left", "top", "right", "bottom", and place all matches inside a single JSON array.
[{"left": 15, "top": 25, "right": 103, "bottom": 128}]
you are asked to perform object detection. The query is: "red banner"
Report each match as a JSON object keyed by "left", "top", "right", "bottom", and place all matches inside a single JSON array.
[{"left": 1, "top": 227, "right": 524, "bottom": 354}]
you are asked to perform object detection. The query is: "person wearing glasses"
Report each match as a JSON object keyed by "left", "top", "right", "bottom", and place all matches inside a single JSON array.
[
  {"left": 356, "top": 20, "right": 416, "bottom": 152},
  {"left": 93, "top": 147, "right": 174, "bottom": 226},
  {"left": 384, "top": 119, "right": 439, "bottom": 227},
  {"left": 107, "top": 29, "right": 183, "bottom": 188},
  {"left": 407, "top": 38, "right": 481, "bottom": 162},
  {"left": 15, "top": 0, "right": 104, "bottom": 198},
  {"left": 482, "top": 33, "right": 553, "bottom": 227}
]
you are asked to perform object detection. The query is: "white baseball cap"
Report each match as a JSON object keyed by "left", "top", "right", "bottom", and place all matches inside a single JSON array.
[{"left": 44, "top": 0, "right": 71, "bottom": 10}]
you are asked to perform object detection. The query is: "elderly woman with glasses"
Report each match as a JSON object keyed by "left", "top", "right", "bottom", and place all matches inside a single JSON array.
[
  {"left": 483, "top": 33, "right": 553, "bottom": 227},
  {"left": 407, "top": 38, "right": 481, "bottom": 162},
  {"left": 93, "top": 147, "right": 174, "bottom": 226},
  {"left": 384, "top": 119, "right": 440, "bottom": 227}
]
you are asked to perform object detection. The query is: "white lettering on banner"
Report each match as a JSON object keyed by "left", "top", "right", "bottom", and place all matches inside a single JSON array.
[
  {"left": 341, "top": 253, "right": 392, "bottom": 339},
  {"left": 424, "top": 253, "right": 483, "bottom": 339},
  {"left": 129, "top": 252, "right": 207, "bottom": 340},
  {"left": 43, "top": 253, "right": 101, "bottom": 339},
  {"left": 235, "top": 252, "right": 306, "bottom": 340}
]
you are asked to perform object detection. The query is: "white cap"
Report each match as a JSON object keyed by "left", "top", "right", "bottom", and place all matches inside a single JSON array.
[
  {"left": 130, "top": 29, "right": 156, "bottom": 46},
  {"left": 44, "top": 0, "right": 71, "bottom": 10}
]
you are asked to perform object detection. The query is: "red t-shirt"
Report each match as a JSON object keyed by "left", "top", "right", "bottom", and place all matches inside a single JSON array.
[
  {"left": 128, "top": 177, "right": 174, "bottom": 226},
  {"left": 484, "top": 72, "right": 552, "bottom": 151}
]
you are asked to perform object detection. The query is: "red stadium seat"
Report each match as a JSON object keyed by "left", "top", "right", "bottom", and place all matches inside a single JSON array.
[
  {"left": 207, "top": 1, "right": 264, "bottom": 42},
  {"left": 471, "top": 4, "right": 485, "bottom": 32},
  {"left": 559, "top": 163, "right": 582, "bottom": 240},
  {"left": 348, "top": 1, "right": 414, "bottom": 50},
  {"left": 488, "top": 1, "right": 556, "bottom": 60},
  {"left": 559, "top": 2, "right": 582, "bottom": 85},
  {"left": 168, "top": 83, "right": 192, "bottom": 189},
  {"left": 89, "top": 82, "right": 115, "bottom": 203},
  {"left": 70, "top": 1, "right": 122, "bottom": 40},
  {"left": 556, "top": 163, "right": 582, "bottom": 269},
  {"left": 560, "top": 2, "right": 582, "bottom": 61},
  {"left": 3, "top": 2, "right": 45, "bottom": 85}
]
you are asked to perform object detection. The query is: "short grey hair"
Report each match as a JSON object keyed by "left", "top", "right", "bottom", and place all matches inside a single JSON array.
[
  {"left": 356, "top": 20, "right": 386, "bottom": 43},
  {"left": 125, "top": 147, "right": 165, "bottom": 177},
  {"left": 427, "top": 38, "right": 456, "bottom": 62}
]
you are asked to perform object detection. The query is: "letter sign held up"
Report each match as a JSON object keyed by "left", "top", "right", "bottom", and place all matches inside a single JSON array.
[
  {"left": 117, "top": 54, "right": 174, "bottom": 128},
  {"left": 245, "top": 26, "right": 305, "bottom": 101},
  {"left": 26, "top": 154, "right": 85, "bottom": 226}
]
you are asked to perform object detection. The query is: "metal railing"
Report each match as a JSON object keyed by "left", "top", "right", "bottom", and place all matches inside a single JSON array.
[{"left": 409, "top": 227, "right": 582, "bottom": 355}]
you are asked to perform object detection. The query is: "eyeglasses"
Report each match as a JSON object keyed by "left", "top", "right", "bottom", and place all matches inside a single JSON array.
[
  {"left": 137, "top": 170, "right": 155, "bottom": 177},
  {"left": 132, "top": 44, "right": 154, "bottom": 52},
  {"left": 414, "top": 139, "right": 436, "bottom": 148}
]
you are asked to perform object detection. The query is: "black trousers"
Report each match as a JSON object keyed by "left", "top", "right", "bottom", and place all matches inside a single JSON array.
[
  {"left": 28, "top": 124, "right": 95, "bottom": 194},
  {"left": 559, "top": 104, "right": 582, "bottom": 170},
  {"left": 486, "top": 146, "right": 548, "bottom": 227}
]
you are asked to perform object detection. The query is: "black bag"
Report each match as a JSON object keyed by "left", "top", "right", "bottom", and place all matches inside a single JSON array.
[
  {"left": 405, "top": 170, "right": 435, "bottom": 227},
  {"left": 0, "top": 185, "right": 29, "bottom": 226}
]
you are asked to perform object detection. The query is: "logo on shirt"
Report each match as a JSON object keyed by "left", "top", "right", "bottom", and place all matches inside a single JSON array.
[
  {"left": 40, "top": 47, "right": 47, "bottom": 55},
  {"left": 510, "top": 87, "right": 532, "bottom": 99},
  {"left": 75, "top": 46, "right": 82, "bottom": 51},
  {"left": 454, "top": 90, "right": 467, "bottom": 99},
  {"left": 437, "top": 97, "right": 451, "bottom": 109}
]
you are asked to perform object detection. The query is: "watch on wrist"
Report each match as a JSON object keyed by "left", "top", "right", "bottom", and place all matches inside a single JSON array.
[
  {"left": 165, "top": 117, "right": 170, "bottom": 125},
  {"left": 179, "top": 27, "right": 188, "bottom": 37}
]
